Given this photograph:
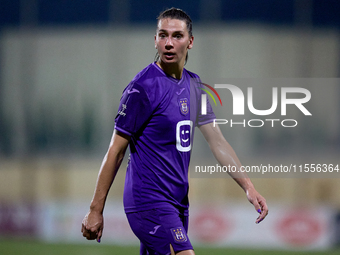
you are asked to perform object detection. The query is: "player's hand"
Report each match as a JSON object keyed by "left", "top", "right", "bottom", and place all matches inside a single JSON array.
[
  {"left": 81, "top": 210, "right": 103, "bottom": 243},
  {"left": 246, "top": 187, "right": 268, "bottom": 224}
]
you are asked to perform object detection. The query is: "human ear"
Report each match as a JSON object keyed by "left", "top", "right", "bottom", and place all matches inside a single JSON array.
[{"left": 187, "top": 36, "right": 194, "bottom": 49}]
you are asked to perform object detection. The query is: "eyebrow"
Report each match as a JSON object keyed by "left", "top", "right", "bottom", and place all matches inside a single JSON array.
[{"left": 158, "top": 29, "right": 184, "bottom": 34}]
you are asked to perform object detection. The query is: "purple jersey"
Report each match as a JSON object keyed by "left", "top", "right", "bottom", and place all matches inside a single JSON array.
[{"left": 115, "top": 62, "right": 215, "bottom": 214}]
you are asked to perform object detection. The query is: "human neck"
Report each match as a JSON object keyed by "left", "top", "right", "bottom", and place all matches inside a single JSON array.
[{"left": 156, "top": 61, "right": 184, "bottom": 80}]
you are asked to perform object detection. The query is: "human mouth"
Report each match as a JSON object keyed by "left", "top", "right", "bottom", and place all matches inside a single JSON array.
[{"left": 164, "top": 52, "right": 175, "bottom": 59}]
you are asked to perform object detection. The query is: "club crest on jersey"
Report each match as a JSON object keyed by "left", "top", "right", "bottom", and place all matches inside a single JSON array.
[
  {"left": 179, "top": 98, "right": 189, "bottom": 115},
  {"left": 171, "top": 227, "right": 187, "bottom": 243}
]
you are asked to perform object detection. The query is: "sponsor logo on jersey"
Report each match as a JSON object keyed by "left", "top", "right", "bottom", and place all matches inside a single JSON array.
[
  {"left": 171, "top": 227, "right": 187, "bottom": 243},
  {"left": 118, "top": 104, "right": 127, "bottom": 117},
  {"left": 179, "top": 98, "right": 189, "bottom": 115},
  {"left": 127, "top": 88, "right": 140, "bottom": 94},
  {"left": 176, "top": 88, "right": 185, "bottom": 95},
  {"left": 149, "top": 225, "right": 162, "bottom": 235},
  {"left": 176, "top": 120, "right": 193, "bottom": 152}
]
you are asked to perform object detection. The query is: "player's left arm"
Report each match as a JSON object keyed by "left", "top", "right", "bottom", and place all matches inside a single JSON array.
[{"left": 199, "top": 122, "right": 268, "bottom": 223}]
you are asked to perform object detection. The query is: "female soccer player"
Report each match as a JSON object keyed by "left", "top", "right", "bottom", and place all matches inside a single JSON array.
[{"left": 82, "top": 7, "right": 268, "bottom": 255}]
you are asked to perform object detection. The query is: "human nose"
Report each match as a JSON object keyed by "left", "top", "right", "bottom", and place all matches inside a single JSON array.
[{"left": 165, "top": 37, "right": 173, "bottom": 48}]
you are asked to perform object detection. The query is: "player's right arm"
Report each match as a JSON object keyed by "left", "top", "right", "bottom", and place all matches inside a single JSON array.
[{"left": 81, "top": 129, "right": 130, "bottom": 242}]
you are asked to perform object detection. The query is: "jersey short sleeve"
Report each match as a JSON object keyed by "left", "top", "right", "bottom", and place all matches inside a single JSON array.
[{"left": 115, "top": 83, "right": 152, "bottom": 136}]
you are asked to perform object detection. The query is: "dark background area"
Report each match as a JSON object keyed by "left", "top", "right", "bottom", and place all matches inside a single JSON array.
[{"left": 0, "top": 0, "right": 339, "bottom": 28}]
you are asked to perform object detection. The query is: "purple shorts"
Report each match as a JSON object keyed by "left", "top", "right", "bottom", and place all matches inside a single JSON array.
[{"left": 126, "top": 207, "right": 193, "bottom": 255}]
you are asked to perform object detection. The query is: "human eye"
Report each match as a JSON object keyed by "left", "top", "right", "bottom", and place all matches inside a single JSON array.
[
  {"left": 174, "top": 33, "right": 183, "bottom": 39},
  {"left": 158, "top": 32, "right": 167, "bottom": 39}
]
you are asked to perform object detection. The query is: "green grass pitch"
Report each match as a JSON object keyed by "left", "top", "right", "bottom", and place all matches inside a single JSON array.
[{"left": 0, "top": 239, "right": 340, "bottom": 255}]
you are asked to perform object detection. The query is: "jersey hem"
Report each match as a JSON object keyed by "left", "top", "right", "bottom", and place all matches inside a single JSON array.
[
  {"left": 124, "top": 202, "right": 189, "bottom": 216},
  {"left": 114, "top": 126, "right": 132, "bottom": 137},
  {"left": 197, "top": 118, "right": 215, "bottom": 127}
]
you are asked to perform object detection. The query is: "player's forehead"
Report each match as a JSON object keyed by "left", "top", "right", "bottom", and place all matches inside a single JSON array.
[{"left": 157, "top": 18, "right": 188, "bottom": 34}]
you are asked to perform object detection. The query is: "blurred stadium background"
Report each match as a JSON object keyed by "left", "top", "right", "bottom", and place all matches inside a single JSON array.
[{"left": 1, "top": 0, "right": 340, "bottom": 254}]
